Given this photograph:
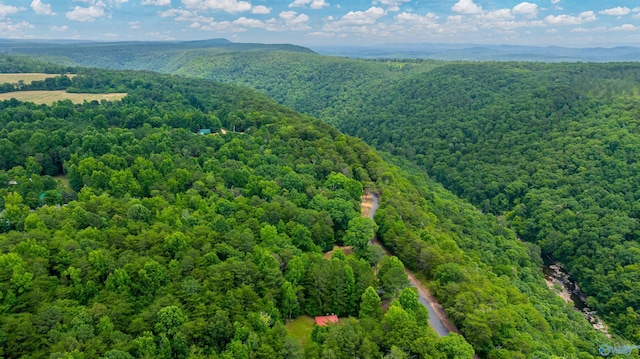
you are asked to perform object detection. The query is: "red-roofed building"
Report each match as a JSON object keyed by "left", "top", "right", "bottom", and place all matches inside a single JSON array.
[{"left": 314, "top": 315, "right": 339, "bottom": 326}]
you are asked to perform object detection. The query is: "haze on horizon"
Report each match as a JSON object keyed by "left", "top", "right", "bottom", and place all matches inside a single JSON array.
[{"left": 1, "top": 0, "right": 639, "bottom": 47}]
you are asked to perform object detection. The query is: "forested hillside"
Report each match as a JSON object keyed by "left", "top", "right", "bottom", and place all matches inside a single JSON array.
[
  {"left": 332, "top": 62, "right": 640, "bottom": 343},
  {"left": 0, "top": 41, "right": 442, "bottom": 119},
  {"left": 0, "top": 56, "right": 618, "bottom": 358},
  {"left": 26, "top": 43, "right": 639, "bottom": 346},
  {"left": 0, "top": 59, "right": 467, "bottom": 358}
]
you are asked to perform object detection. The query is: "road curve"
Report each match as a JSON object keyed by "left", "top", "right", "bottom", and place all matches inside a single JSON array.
[{"left": 363, "top": 192, "right": 457, "bottom": 337}]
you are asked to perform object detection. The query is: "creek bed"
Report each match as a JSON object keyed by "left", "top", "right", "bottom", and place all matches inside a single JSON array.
[{"left": 542, "top": 259, "right": 610, "bottom": 336}]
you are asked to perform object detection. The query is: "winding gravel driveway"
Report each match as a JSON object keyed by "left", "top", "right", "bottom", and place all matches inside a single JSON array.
[{"left": 363, "top": 192, "right": 459, "bottom": 337}]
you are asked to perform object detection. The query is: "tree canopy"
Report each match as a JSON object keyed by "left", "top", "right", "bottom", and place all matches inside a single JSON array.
[{"left": 0, "top": 53, "right": 627, "bottom": 358}]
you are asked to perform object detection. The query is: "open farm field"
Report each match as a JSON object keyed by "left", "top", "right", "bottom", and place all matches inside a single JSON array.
[
  {"left": 0, "top": 73, "right": 75, "bottom": 84},
  {"left": 0, "top": 90, "right": 126, "bottom": 104}
]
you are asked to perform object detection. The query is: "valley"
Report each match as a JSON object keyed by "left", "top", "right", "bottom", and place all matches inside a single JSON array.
[{"left": 0, "top": 39, "right": 639, "bottom": 358}]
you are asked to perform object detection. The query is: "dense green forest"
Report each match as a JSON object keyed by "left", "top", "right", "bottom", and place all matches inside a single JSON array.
[
  {"left": 0, "top": 54, "right": 631, "bottom": 358},
  {"left": 19, "top": 42, "right": 640, "bottom": 346},
  {"left": 0, "top": 60, "right": 471, "bottom": 358},
  {"left": 0, "top": 41, "right": 442, "bottom": 119},
  {"left": 333, "top": 62, "right": 640, "bottom": 344}
]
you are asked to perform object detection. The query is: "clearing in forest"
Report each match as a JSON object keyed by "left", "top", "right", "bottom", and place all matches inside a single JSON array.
[
  {"left": 0, "top": 73, "right": 76, "bottom": 84},
  {"left": 53, "top": 175, "right": 71, "bottom": 191},
  {"left": 0, "top": 90, "right": 127, "bottom": 105},
  {"left": 322, "top": 245, "right": 354, "bottom": 260},
  {"left": 285, "top": 315, "right": 316, "bottom": 347}
]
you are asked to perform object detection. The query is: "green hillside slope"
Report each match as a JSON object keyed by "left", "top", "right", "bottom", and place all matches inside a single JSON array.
[
  {"left": 0, "top": 58, "right": 468, "bottom": 358},
  {"left": 0, "top": 40, "right": 442, "bottom": 119},
  {"left": 44, "top": 45, "right": 639, "bottom": 346},
  {"left": 43, "top": 43, "right": 639, "bottom": 345},
  {"left": 333, "top": 62, "right": 640, "bottom": 343},
  {"left": 0, "top": 57, "right": 617, "bottom": 358}
]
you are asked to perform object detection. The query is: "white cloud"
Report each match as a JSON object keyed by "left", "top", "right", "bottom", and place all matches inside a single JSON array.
[
  {"left": 225, "top": 12, "right": 312, "bottom": 31},
  {"left": 66, "top": 5, "right": 106, "bottom": 22},
  {"left": 279, "top": 10, "right": 310, "bottom": 29},
  {"left": 182, "top": 0, "right": 252, "bottom": 13},
  {"left": 512, "top": 2, "right": 538, "bottom": 18},
  {"left": 159, "top": 8, "right": 214, "bottom": 23},
  {"left": 550, "top": 0, "right": 560, "bottom": 4},
  {"left": 580, "top": 11, "right": 597, "bottom": 21},
  {"left": 233, "top": 16, "right": 264, "bottom": 28},
  {"left": 199, "top": 20, "right": 246, "bottom": 32},
  {"left": 544, "top": 11, "right": 596, "bottom": 25},
  {"left": 394, "top": 11, "right": 441, "bottom": 32},
  {"left": 184, "top": 10, "right": 310, "bottom": 33},
  {"left": 288, "top": 0, "right": 329, "bottom": 10},
  {"left": 31, "top": 0, "right": 55, "bottom": 15},
  {"left": 306, "top": 31, "right": 331, "bottom": 37},
  {"left": 142, "top": 0, "right": 171, "bottom": 5},
  {"left": 0, "top": 20, "right": 33, "bottom": 37},
  {"left": 251, "top": 5, "right": 270, "bottom": 14},
  {"left": 440, "top": 2, "right": 551, "bottom": 34},
  {"left": 128, "top": 20, "right": 140, "bottom": 28},
  {"left": 599, "top": 7, "right": 630, "bottom": 16},
  {"left": 611, "top": 24, "right": 636, "bottom": 31},
  {"left": 321, "top": 6, "right": 388, "bottom": 36},
  {"left": 374, "top": 0, "right": 410, "bottom": 12},
  {"left": 481, "top": 9, "right": 514, "bottom": 21},
  {"left": 546, "top": 28, "right": 557, "bottom": 33},
  {"left": 336, "top": 6, "right": 386, "bottom": 25},
  {"left": 395, "top": 11, "right": 438, "bottom": 23},
  {"left": 50, "top": 24, "right": 68, "bottom": 31},
  {"left": 570, "top": 27, "right": 588, "bottom": 33},
  {"left": 452, "top": 0, "right": 483, "bottom": 15},
  {"left": 0, "top": 4, "right": 25, "bottom": 18}
]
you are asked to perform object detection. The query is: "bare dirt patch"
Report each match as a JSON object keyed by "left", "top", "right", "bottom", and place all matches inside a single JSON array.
[{"left": 361, "top": 192, "right": 375, "bottom": 218}]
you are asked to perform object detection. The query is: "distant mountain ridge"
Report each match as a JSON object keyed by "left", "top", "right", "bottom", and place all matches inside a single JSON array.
[
  {"left": 0, "top": 38, "right": 315, "bottom": 70},
  {"left": 5, "top": 38, "right": 640, "bottom": 62},
  {"left": 311, "top": 43, "right": 640, "bottom": 62},
  {"left": 0, "top": 38, "right": 315, "bottom": 52}
]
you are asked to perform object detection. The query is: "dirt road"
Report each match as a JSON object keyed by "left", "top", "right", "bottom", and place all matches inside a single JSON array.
[{"left": 362, "top": 192, "right": 459, "bottom": 337}]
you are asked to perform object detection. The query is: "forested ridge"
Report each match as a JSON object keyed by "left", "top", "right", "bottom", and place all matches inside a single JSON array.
[
  {"left": 0, "top": 42, "right": 443, "bottom": 119},
  {"left": 23, "top": 43, "right": 639, "bottom": 347},
  {"left": 0, "top": 59, "right": 475, "bottom": 358},
  {"left": 0, "top": 54, "right": 630, "bottom": 358},
  {"left": 332, "top": 62, "right": 640, "bottom": 344}
]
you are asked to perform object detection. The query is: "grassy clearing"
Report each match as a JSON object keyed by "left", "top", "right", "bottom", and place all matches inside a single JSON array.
[
  {"left": 285, "top": 315, "right": 316, "bottom": 347},
  {"left": 0, "top": 90, "right": 127, "bottom": 105},
  {"left": 53, "top": 175, "right": 71, "bottom": 191},
  {"left": 0, "top": 73, "right": 76, "bottom": 84},
  {"left": 322, "top": 245, "right": 354, "bottom": 260}
]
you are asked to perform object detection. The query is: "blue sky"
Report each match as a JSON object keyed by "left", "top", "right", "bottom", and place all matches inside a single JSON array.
[{"left": 1, "top": 0, "right": 639, "bottom": 46}]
